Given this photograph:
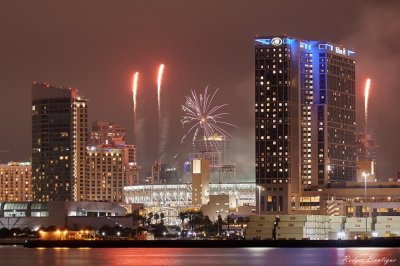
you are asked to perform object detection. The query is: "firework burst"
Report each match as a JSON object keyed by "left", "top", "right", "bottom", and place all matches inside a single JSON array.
[{"left": 181, "top": 86, "right": 237, "bottom": 151}]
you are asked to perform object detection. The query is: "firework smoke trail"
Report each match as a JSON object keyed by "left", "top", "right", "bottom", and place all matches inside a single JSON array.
[
  {"left": 157, "top": 64, "right": 165, "bottom": 118},
  {"left": 181, "top": 86, "right": 237, "bottom": 152},
  {"left": 365, "top": 78, "right": 371, "bottom": 132},
  {"left": 157, "top": 64, "right": 169, "bottom": 161}
]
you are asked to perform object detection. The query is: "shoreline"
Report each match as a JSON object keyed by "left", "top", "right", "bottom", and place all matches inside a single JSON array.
[{"left": 22, "top": 239, "right": 400, "bottom": 248}]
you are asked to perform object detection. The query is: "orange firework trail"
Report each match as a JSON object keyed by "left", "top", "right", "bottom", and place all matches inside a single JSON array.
[
  {"left": 133, "top": 72, "right": 139, "bottom": 115},
  {"left": 364, "top": 78, "right": 371, "bottom": 130},
  {"left": 157, "top": 64, "right": 165, "bottom": 117}
]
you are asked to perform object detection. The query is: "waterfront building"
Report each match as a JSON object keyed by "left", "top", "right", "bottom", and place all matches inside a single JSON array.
[
  {"left": 255, "top": 36, "right": 356, "bottom": 214},
  {"left": 84, "top": 145, "right": 138, "bottom": 203},
  {"left": 82, "top": 122, "right": 138, "bottom": 203},
  {"left": 0, "top": 201, "right": 127, "bottom": 230},
  {"left": 0, "top": 162, "right": 32, "bottom": 202},
  {"left": 32, "top": 82, "right": 88, "bottom": 202},
  {"left": 298, "top": 181, "right": 400, "bottom": 217}
]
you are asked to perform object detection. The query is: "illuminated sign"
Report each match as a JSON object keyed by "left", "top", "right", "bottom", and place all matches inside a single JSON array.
[
  {"left": 271, "top": 37, "right": 283, "bottom": 46},
  {"left": 255, "top": 39, "right": 271, "bottom": 45},
  {"left": 319, "top": 43, "right": 355, "bottom": 57},
  {"left": 255, "top": 38, "right": 291, "bottom": 46},
  {"left": 300, "top": 42, "right": 311, "bottom": 50}
]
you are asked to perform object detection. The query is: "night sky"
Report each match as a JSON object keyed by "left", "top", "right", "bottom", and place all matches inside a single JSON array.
[{"left": 0, "top": 0, "right": 399, "bottom": 180}]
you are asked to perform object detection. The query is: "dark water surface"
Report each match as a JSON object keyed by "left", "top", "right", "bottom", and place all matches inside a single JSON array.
[{"left": 1, "top": 246, "right": 399, "bottom": 266}]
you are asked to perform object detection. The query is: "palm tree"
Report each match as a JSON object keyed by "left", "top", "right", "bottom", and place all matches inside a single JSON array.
[
  {"left": 147, "top": 212, "right": 154, "bottom": 226},
  {"left": 179, "top": 211, "right": 188, "bottom": 228},
  {"left": 226, "top": 214, "right": 234, "bottom": 234},
  {"left": 154, "top": 213, "right": 160, "bottom": 224},
  {"left": 160, "top": 212, "right": 165, "bottom": 225},
  {"left": 217, "top": 215, "right": 223, "bottom": 236},
  {"left": 203, "top": 215, "right": 213, "bottom": 236}
]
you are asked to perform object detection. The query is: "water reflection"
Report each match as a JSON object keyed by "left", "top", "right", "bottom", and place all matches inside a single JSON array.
[{"left": 0, "top": 246, "right": 398, "bottom": 266}]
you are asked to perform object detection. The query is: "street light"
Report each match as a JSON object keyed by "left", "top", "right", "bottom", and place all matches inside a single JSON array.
[
  {"left": 362, "top": 172, "right": 370, "bottom": 234},
  {"left": 216, "top": 211, "right": 220, "bottom": 236},
  {"left": 257, "top": 186, "right": 264, "bottom": 214}
]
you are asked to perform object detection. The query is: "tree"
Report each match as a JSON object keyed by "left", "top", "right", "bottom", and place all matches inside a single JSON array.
[
  {"left": 154, "top": 213, "right": 160, "bottom": 224},
  {"left": 9, "top": 228, "right": 22, "bottom": 238},
  {"left": 179, "top": 211, "right": 188, "bottom": 227},
  {"left": 129, "top": 212, "right": 144, "bottom": 227},
  {"left": 0, "top": 228, "right": 10, "bottom": 238},
  {"left": 112, "top": 225, "right": 123, "bottom": 237},
  {"left": 226, "top": 214, "right": 234, "bottom": 234},
  {"left": 217, "top": 215, "right": 223, "bottom": 236},
  {"left": 122, "top": 227, "right": 132, "bottom": 237},
  {"left": 150, "top": 223, "right": 167, "bottom": 238},
  {"left": 99, "top": 225, "right": 113, "bottom": 237},
  {"left": 203, "top": 215, "right": 213, "bottom": 236},
  {"left": 22, "top": 227, "right": 32, "bottom": 236},
  {"left": 147, "top": 212, "right": 154, "bottom": 226},
  {"left": 160, "top": 212, "right": 165, "bottom": 224},
  {"left": 189, "top": 214, "right": 203, "bottom": 232}
]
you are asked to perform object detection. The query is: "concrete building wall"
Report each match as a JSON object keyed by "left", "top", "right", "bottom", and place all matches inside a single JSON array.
[
  {"left": 0, "top": 162, "right": 32, "bottom": 202},
  {"left": 201, "top": 195, "right": 237, "bottom": 221},
  {"left": 0, "top": 201, "right": 127, "bottom": 229},
  {"left": 192, "top": 159, "right": 209, "bottom": 206}
]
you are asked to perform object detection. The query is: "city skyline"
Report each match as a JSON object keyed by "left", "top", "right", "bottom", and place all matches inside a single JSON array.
[
  {"left": 1, "top": 0, "right": 400, "bottom": 180},
  {"left": 1, "top": 2, "right": 400, "bottom": 263}
]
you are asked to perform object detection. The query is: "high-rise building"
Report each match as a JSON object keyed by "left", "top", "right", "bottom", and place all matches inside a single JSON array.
[
  {"left": 0, "top": 162, "right": 32, "bottom": 202},
  {"left": 255, "top": 36, "right": 356, "bottom": 214},
  {"left": 32, "top": 82, "right": 88, "bottom": 202},
  {"left": 83, "top": 122, "right": 138, "bottom": 203},
  {"left": 84, "top": 145, "right": 137, "bottom": 203},
  {"left": 89, "top": 121, "right": 126, "bottom": 146}
]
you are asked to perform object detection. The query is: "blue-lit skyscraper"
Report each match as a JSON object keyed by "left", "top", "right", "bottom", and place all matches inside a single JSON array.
[{"left": 255, "top": 36, "right": 356, "bottom": 214}]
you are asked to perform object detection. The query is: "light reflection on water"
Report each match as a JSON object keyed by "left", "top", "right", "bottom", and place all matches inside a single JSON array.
[{"left": 0, "top": 246, "right": 399, "bottom": 266}]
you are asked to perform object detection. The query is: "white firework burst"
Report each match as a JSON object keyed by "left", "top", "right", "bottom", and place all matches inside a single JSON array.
[{"left": 181, "top": 86, "right": 237, "bottom": 151}]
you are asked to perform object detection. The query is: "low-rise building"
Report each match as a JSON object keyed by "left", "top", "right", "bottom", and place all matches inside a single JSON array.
[
  {"left": 245, "top": 215, "right": 275, "bottom": 240},
  {"left": 0, "top": 201, "right": 128, "bottom": 230},
  {"left": 201, "top": 195, "right": 237, "bottom": 221},
  {"left": 0, "top": 162, "right": 32, "bottom": 202},
  {"left": 292, "top": 181, "right": 400, "bottom": 217}
]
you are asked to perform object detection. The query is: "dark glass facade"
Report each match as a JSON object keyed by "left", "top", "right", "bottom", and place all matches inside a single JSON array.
[
  {"left": 255, "top": 36, "right": 356, "bottom": 214},
  {"left": 255, "top": 43, "right": 292, "bottom": 185},
  {"left": 32, "top": 83, "right": 87, "bottom": 202}
]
